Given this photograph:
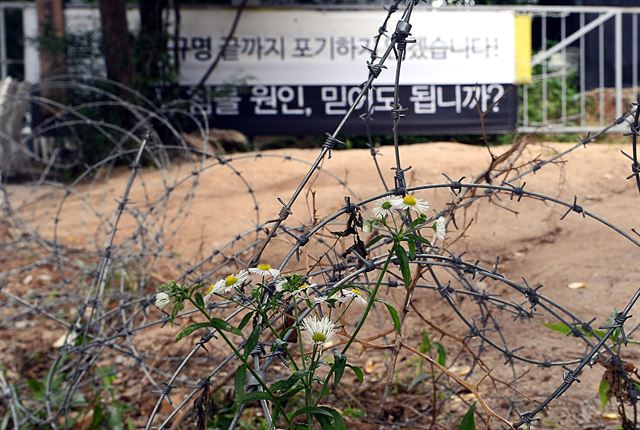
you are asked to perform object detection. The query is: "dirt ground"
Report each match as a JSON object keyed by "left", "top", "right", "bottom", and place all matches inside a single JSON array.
[{"left": 4, "top": 139, "right": 640, "bottom": 429}]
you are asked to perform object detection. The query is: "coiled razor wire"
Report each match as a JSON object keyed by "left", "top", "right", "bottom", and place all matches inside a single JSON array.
[{"left": 2, "top": 1, "right": 640, "bottom": 429}]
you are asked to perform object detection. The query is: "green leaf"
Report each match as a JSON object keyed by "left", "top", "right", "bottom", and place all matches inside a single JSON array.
[
  {"left": 234, "top": 365, "right": 247, "bottom": 404},
  {"left": 599, "top": 377, "right": 611, "bottom": 409},
  {"left": 408, "top": 237, "right": 416, "bottom": 260},
  {"left": 333, "top": 351, "right": 348, "bottom": 386},
  {"left": 366, "top": 235, "right": 383, "bottom": 248},
  {"left": 26, "top": 379, "right": 44, "bottom": 398},
  {"left": 175, "top": 322, "right": 213, "bottom": 342},
  {"left": 412, "top": 214, "right": 427, "bottom": 227},
  {"left": 194, "top": 292, "right": 204, "bottom": 309},
  {"left": 89, "top": 402, "right": 106, "bottom": 428},
  {"left": 315, "top": 413, "right": 333, "bottom": 430},
  {"left": 543, "top": 322, "right": 574, "bottom": 336},
  {"left": 244, "top": 325, "right": 261, "bottom": 360},
  {"left": 435, "top": 342, "right": 447, "bottom": 366},
  {"left": 458, "top": 403, "right": 477, "bottom": 430},
  {"left": 238, "top": 311, "right": 254, "bottom": 330},
  {"left": 270, "top": 371, "right": 305, "bottom": 394},
  {"left": 395, "top": 244, "right": 412, "bottom": 287},
  {"left": 383, "top": 302, "right": 402, "bottom": 333},
  {"left": 209, "top": 317, "right": 242, "bottom": 335},
  {"left": 419, "top": 330, "right": 432, "bottom": 355},
  {"left": 320, "top": 406, "right": 346, "bottom": 430},
  {"left": 346, "top": 364, "right": 364, "bottom": 384},
  {"left": 290, "top": 406, "right": 334, "bottom": 420},
  {"left": 169, "top": 293, "right": 185, "bottom": 323},
  {"left": 414, "top": 235, "right": 432, "bottom": 246},
  {"left": 543, "top": 322, "right": 606, "bottom": 338},
  {"left": 343, "top": 407, "right": 366, "bottom": 418}
]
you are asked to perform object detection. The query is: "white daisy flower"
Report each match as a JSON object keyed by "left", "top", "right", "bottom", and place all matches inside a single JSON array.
[
  {"left": 293, "top": 282, "right": 315, "bottom": 296},
  {"left": 224, "top": 270, "right": 249, "bottom": 291},
  {"left": 313, "top": 296, "right": 328, "bottom": 304},
  {"left": 335, "top": 288, "right": 368, "bottom": 305},
  {"left": 206, "top": 270, "right": 249, "bottom": 300},
  {"left": 394, "top": 194, "right": 429, "bottom": 215},
  {"left": 301, "top": 315, "right": 336, "bottom": 345},
  {"left": 433, "top": 216, "right": 446, "bottom": 242},
  {"left": 373, "top": 196, "right": 400, "bottom": 219},
  {"left": 249, "top": 263, "right": 281, "bottom": 279},
  {"left": 155, "top": 292, "right": 170, "bottom": 309},
  {"left": 204, "top": 281, "right": 224, "bottom": 301},
  {"left": 275, "top": 279, "right": 288, "bottom": 293}
]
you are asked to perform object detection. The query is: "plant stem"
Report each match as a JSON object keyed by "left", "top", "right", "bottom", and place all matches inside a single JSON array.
[
  {"left": 189, "top": 298, "right": 292, "bottom": 428},
  {"left": 314, "top": 245, "right": 396, "bottom": 406}
]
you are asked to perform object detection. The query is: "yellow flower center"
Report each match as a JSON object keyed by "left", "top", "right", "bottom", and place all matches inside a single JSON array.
[
  {"left": 297, "top": 283, "right": 309, "bottom": 291},
  {"left": 312, "top": 332, "right": 327, "bottom": 343},
  {"left": 225, "top": 275, "right": 238, "bottom": 287},
  {"left": 350, "top": 288, "right": 362, "bottom": 296},
  {"left": 403, "top": 195, "right": 417, "bottom": 206},
  {"left": 257, "top": 263, "right": 271, "bottom": 271},
  {"left": 204, "top": 284, "right": 215, "bottom": 295}
]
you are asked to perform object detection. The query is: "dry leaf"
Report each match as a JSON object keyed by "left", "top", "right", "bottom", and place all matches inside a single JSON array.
[
  {"left": 365, "top": 359, "right": 380, "bottom": 374},
  {"left": 53, "top": 330, "right": 78, "bottom": 348},
  {"left": 37, "top": 273, "right": 52, "bottom": 282},
  {"left": 460, "top": 392, "right": 475, "bottom": 401},
  {"left": 449, "top": 365, "right": 472, "bottom": 376},
  {"left": 602, "top": 412, "right": 619, "bottom": 420}
]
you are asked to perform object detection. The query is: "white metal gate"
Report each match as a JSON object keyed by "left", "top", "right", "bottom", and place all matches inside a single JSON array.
[{"left": 504, "top": 5, "right": 640, "bottom": 133}]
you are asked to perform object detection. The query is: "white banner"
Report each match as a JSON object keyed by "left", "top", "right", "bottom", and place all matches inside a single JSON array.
[
  {"left": 23, "top": 6, "right": 516, "bottom": 86},
  {"left": 176, "top": 8, "right": 516, "bottom": 86}
]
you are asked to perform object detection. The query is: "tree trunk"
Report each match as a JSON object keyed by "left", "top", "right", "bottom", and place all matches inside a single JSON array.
[
  {"left": 35, "top": 0, "right": 66, "bottom": 104},
  {"left": 138, "top": 0, "right": 169, "bottom": 98},
  {"left": 98, "top": 0, "right": 134, "bottom": 87}
]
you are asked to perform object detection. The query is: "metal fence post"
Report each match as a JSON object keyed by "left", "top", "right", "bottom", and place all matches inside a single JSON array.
[
  {"left": 0, "top": 5, "right": 6, "bottom": 79},
  {"left": 615, "top": 11, "right": 623, "bottom": 119}
]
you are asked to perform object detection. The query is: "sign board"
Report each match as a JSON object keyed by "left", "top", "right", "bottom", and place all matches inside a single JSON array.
[
  {"left": 176, "top": 7, "right": 520, "bottom": 134},
  {"left": 187, "top": 83, "right": 517, "bottom": 135},
  {"left": 24, "top": 6, "right": 525, "bottom": 134},
  {"left": 177, "top": 9, "right": 517, "bottom": 86}
]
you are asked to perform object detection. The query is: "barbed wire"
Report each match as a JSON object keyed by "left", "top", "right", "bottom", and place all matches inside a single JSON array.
[{"left": 2, "top": 1, "right": 640, "bottom": 429}]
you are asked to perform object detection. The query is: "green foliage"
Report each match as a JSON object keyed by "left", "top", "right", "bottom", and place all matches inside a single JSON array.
[
  {"left": 332, "top": 352, "right": 348, "bottom": 385},
  {"left": 435, "top": 342, "right": 447, "bottom": 367},
  {"left": 543, "top": 321, "right": 606, "bottom": 339},
  {"left": 343, "top": 406, "right": 367, "bottom": 418},
  {"left": 599, "top": 377, "right": 611, "bottom": 409},
  {"left": 20, "top": 361, "right": 137, "bottom": 429},
  {"left": 458, "top": 403, "right": 477, "bottom": 430},
  {"left": 382, "top": 301, "right": 402, "bottom": 333},
  {"left": 345, "top": 364, "right": 364, "bottom": 384},
  {"left": 520, "top": 66, "right": 580, "bottom": 126},
  {"left": 413, "top": 329, "right": 447, "bottom": 385},
  {"left": 152, "top": 190, "right": 458, "bottom": 428},
  {"left": 394, "top": 243, "right": 412, "bottom": 287}
]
